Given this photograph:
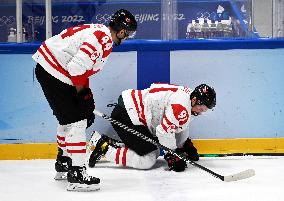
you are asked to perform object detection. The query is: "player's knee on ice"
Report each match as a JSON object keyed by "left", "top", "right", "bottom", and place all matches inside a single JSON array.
[{"left": 130, "top": 150, "right": 159, "bottom": 170}]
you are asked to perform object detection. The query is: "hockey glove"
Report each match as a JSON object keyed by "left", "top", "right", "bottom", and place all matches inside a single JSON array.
[
  {"left": 77, "top": 87, "right": 95, "bottom": 118},
  {"left": 164, "top": 152, "right": 187, "bottom": 172},
  {"left": 180, "top": 138, "right": 199, "bottom": 161},
  {"left": 86, "top": 113, "right": 95, "bottom": 128}
]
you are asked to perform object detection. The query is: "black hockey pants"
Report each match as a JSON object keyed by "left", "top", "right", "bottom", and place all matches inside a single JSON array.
[
  {"left": 35, "top": 63, "right": 86, "bottom": 125},
  {"left": 111, "top": 97, "right": 159, "bottom": 156}
]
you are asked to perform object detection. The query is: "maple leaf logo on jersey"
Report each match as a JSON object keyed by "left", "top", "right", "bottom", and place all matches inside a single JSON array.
[{"left": 171, "top": 104, "right": 189, "bottom": 125}]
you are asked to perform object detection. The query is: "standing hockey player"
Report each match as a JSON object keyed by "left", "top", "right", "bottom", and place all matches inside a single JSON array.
[
  {"left": 33, "top": 9, "right": 137, "bottom": 191},
  {"left": 88, "top": 83, "right": 216, "bottom": 172}
]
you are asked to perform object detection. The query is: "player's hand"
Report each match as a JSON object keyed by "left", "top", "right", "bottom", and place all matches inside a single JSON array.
[
  {"left": 164, "top": 152, "right": 187, "bottom": 172},
  {"left": 77, "top": 87, "right": 95, "bottom": 117},
  {"left": 181, "top": 138, "right": 199, "bottom": 161},
  {"left": 86, "top": 113, "right": 95, "bottom": 128}
]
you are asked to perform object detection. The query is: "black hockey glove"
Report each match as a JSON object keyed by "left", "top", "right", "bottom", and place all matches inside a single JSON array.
[
  {"left": 164, "top": 152, "right": 187, "bottom": 172},
  {"left": 180, "top": 138, "right": 199, "bottom": 161},
  {"left": 77, "top": 87, "right": 95, "bottom": 118},
  {"left": 86, "top": 113, "right": 95, "bottom": 128}
]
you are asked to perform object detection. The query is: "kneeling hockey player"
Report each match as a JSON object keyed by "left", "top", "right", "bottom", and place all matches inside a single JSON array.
[{"left": 88, "top": 83, "right": 216, "bottom": 172}]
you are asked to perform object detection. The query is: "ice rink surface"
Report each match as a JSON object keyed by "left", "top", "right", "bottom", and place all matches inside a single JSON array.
[{"left": 0, "top": 156, "right": 283, "bottom": 201}]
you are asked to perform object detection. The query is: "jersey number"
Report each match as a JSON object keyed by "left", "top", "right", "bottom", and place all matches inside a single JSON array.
[
  {"left": 61, "top": 25, "right": 90, "bottom": 39},
  {"left": 93, "top": 30, "right": 112, "bottom": 58}
]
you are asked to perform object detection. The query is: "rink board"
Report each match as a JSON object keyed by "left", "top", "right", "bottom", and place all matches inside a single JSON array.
[
  {"left": 1, "top": 40, "right": 284, "bottom": 143},
  {"left": 0, "top": 39, "right": 284, "bottom": 158},
  {"left": 0, "top": 137, "right": 283, "bottom": 160}
]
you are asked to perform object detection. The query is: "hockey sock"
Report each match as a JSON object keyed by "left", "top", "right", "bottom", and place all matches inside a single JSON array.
[
  {"left": 105, "top": 146, "right": 159, "bottom": 169},
  {"left": 65, "top": 119, "right": 87, "bottom": 167},
  {"left": 56, "top": 124, "right": 69, "bottom": 157}
]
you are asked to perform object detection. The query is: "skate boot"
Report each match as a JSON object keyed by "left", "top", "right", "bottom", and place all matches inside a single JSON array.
[
  {"left": 88, "top": 131, "right": 121, "bottom": 168},
  {"left": 67, "top": 166, "right": 100, "bottom": 191},
  {"left": 54, "top": 148, "right": 71, "bottom": 180}
]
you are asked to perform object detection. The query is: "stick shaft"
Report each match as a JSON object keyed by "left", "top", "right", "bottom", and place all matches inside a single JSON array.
[{"left": 94, "top": 109, "right": 224, "bottom": 181}]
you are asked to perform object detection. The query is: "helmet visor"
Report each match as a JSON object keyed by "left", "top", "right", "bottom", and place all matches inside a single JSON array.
[{"left": 125, "top": 30, "right": 136, "bottom": 39}]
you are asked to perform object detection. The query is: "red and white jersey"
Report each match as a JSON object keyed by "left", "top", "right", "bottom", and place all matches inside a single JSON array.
[
  {"left": 32, "top": 24, "right": 113, "bottom": 86},
  {"left": 122, "top": 83, "right": 193, "bottom": 149}
]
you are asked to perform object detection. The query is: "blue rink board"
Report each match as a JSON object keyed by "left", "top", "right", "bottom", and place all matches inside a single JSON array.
[{"left": 0, "top": 39, "right": 284, "bottom": 143}]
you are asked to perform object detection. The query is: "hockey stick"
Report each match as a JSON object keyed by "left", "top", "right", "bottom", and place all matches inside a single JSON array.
[{"left": 93, "top": 109, "right": 255, "bottom": 182}]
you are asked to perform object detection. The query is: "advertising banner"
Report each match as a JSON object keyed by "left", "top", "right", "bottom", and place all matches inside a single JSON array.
[{"left": 0, "top": 1, "right": 250, "bottom": 42}]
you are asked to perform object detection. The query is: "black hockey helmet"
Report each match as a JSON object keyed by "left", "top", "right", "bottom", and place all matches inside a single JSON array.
[
  {"left": 190, "top": 84, "right": 216, "bottom": 109},
  {"left": 109, "top": 9, "right": 137, "bottom": 35}
]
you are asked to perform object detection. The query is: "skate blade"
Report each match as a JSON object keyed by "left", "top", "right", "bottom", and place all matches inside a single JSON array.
[
  {"left": 66, "top": 183, "right": 100, "bottom": 192},
  {"left": 54, "top": 172, "right": 67, "bottom": 180}
]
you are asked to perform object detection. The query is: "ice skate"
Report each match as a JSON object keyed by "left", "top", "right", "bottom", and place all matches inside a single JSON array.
[
  {"left": 88, "top": 131, "right": 120, "bottom": 168},
  {"left": 54, "top": 148, "right": 71, "bottom": 180},
  {"left": 67, "top": 166, "right": 100, "bottom": 191}
]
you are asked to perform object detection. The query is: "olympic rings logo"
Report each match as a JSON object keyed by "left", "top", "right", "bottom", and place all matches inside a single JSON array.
[
  {"left": 0, "top": 16, "right": 15, "bottom": 26},
  {"left": 196, "top": 11, "right": 229, "bottom": 20}
]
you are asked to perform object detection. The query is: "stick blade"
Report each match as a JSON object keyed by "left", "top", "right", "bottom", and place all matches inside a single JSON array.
[{"left": 223, "top": 169, "right": 255, "bottom": 182}]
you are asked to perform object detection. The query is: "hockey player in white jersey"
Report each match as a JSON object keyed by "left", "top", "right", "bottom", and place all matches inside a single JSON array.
[
  {"left": 33, "top": 9, "right": 137, "bottom": 191},
  {"left": 88, "top": 83, "right": 216, "bottom": 172}
]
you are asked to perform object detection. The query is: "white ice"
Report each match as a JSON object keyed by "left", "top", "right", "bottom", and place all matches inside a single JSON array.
[{"left": 0, "top": 156, "right": 283, "bottom": 201}]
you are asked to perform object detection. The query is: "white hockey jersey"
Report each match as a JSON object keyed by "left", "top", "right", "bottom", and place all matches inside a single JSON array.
[
  {"left": 32, "top": 24, "right": 113, "bottom": 86},
  {"left": 122, "top": 83, "right": 193, "bottom": 150}
]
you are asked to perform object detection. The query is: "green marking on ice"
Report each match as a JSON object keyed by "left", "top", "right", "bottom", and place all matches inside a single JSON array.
[{"left": 202, "top": 154, "right": 219, "bottom": 157}]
